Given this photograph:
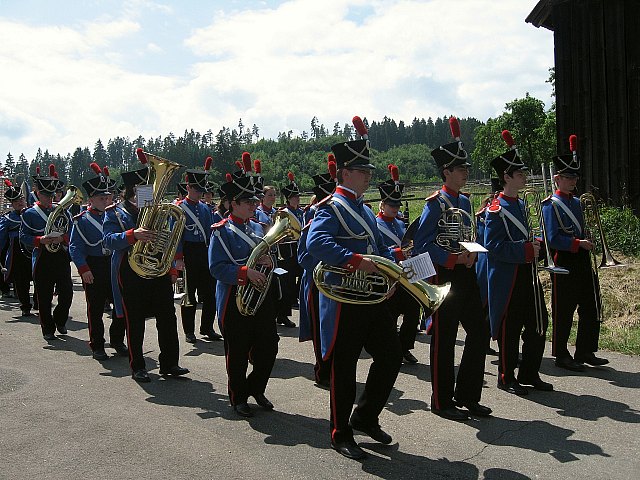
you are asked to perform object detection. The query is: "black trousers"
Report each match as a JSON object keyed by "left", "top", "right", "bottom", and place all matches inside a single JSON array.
[
  {"left": 180, "top": 241, "right": 217, "bottom": 335},
  {"left": 221, "top": 284, "right": 279, "bottom": 406},
  {"left": 84, "top": 255, "right": 125, "bottom": 351},
  {"left": 498, "top": 265, "right": 548, "bottom": 384},
  {"left": 430, "top": 265, "right": 489, "bottom": 410},
  {"left": 387, "top": 286, "right": 422, "bottom": 352},
  {"left": 9, "top": 238, "right": 34, "bottom": 312},
  {"left": 33, "top": 249, "right": 73, "bottom": 335},
  {"left": 329, "top": 301, "right": 402, "bottom": 444},
  {"left": 551, "top": 249, "right": 601, "bottom": 358},
  {"left": 276, "top": 244, "right": 300, "bottom": 318},
  {"left": 307, "top": 283, "right": 331, "bottom": 384},
  {"left": 119, "top": 260, "right": 180, "bottom": 372}
]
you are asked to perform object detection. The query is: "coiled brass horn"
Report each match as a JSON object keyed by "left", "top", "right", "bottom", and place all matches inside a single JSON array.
[
  {"left": 313, "top": 255, "right": 451, "bottom": 317},
  {"left": 435, "top": 208, "right": 476, "bottom": 253},
  {"left": 44, "top": 185, "right": 84, "bottom": 253}
]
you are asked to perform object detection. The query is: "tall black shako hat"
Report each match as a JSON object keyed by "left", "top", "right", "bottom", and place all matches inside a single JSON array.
[
  {"left": 3, "top": 178, "right": 23, "bottom": 202},
  {"left": 185, "top": 156, "right": 213, "bottom": 192},
  {"left": 312, "top": 154, "right": 337, "bottom": 199},
  {"left": 491, "top": 130, "right": 528, "bottom": 177},
  {"left": 176, "top": 176, "right": 187, "bottom": 196},
  {"left": 378, "top": 164, "right": 404, "bottom": 207},
  {"left": 82, "top": 162, "right": 112, "bottom": 197},
  {"left": 331, "top": 116, "right": 375, "bottom": 170},
  {"left": 431, "top": 117, "right": 471, "bottom": 170},
  {"left": 552, "top": 135, "right": 581, "bottom": 177},
  {"left": 231, "top": 152, "right": 263, "bottom": 196},
  {"left": 121, "top": 149, "right": 150, "bottom": 188},
  {"left": 34, "top": 164, "right": 58, "bottom": 196},
  {"left": 204, "top": 180, "right": 217, "bottom": 196},
  {"left": 103, "top": 166, "right": 117, "bottom": 192},
  {"left": 220, "top": 170, "right": 259, "bottom": 202},
  {"left": 282, "top": 171, "right": 300, "bottom": 200}
]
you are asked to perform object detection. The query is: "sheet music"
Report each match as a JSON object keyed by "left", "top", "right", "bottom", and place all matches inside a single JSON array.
[
  {"left": 400, "top": 252, "right": 436, "bottom": 282},
  {"left": 136, "top": 185, "right": 154, "bottom": 208},
  {"left": 459, "top": 241, "right": 488, "bottom": 253}
]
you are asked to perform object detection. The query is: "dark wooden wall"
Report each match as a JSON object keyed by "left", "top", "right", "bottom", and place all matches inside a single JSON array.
[{"left": 551, "top": 0, "right": 640, "bottom": 212}]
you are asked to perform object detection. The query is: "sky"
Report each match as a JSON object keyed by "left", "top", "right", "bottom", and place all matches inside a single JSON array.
[{"left": 0, "top": 0, "right": 554, "bottom": 160}]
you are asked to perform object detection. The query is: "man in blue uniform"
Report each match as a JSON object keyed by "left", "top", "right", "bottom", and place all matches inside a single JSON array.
[
  {"left": 103, "top": 150, "right": 188, "bottom": 383},
  {"left": 542, "top": 135, "right": 608, "bottom": 370},
  {"left": 255, "top": 185, "right": 277, "bottom": 227},
  {"left": 485, "top": 131, "right": 552, "bottom": 395},
  {"left": 376, "top": 165, "right": 421, "bottom": 364},
  {"left": 69, "top": 162, "right": 126, "bottom": 360},
  {"left": 306, "top": 116, "right": 402, "bottom": 460},
  {"left": 0, "top": 179, "right": 34, "bottom": 316},
  {"left": 209, "top": 173, "right": 278, "bottom": 418},
  {"left": 413, "top": 117, "right": 490, "bottom": 421},
  {"left": 176, "top": 157, "right": 222, "bottom": 343},
  {"left": 20, "top": 164, "right": 74, "bottom": 340}
]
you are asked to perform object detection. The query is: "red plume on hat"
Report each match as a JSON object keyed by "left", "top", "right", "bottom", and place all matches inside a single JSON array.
[
  {"left": 327, "top": 153, "right": 336, "bottom": 164},
  {"left": 235, "top": 160, "right": 244, "bottom": 172},
  {"left": 390, "top": 165, "right": 399, "bottom": 183},
  {"left": 287, "top": 171, "right": 295, "bottom": 183},
  {"left": 254, "top": 159, "right": 262, "bottom": 174},
  {"left": 225, "top": 173, "right": 232, "bottom": 183},
  {"left": 328, "top": 161, "right": 337, "bottom": 180},
  {"left": 36, "top": 166, "right": 41, "bottom": 176},
  {"left": 103, "top": 166, "right": 110, "bottom": 177},
  {"left": 242, "top": 152, "right": 252, "bottom": 174},
  {"left": 569, "top": 135, "right": 578, "bottom": 153},
  {"left": 90, "top": 162, "right": 102, "bottom": 175},
  {"left": 49, "top": 164, "right": 56, "bottom": 177},
  {"left": 136, "top": 148, "right": 148, "bottom": 164},
  {"left": 501, "top": 130, "right": 516, "bottom": 149},
  {"left": 352, "top": 116, "right": 368, "bottom": 140},
  {"left": 204, "top": 156, "right": 213, "bottom": 172},
  {"left": 449, "top": 117, "right": 461, "bottom": 141},
  {"left": 4, "top": 179, "right": 12, "bottom": 187}
]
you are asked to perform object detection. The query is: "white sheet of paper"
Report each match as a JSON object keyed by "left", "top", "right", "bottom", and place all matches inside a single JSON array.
[
  {"left": 272, "top": 267, "right": 288, "bottom": 276},
  {"left": 400, "top": 252, "right": 436, "bottom": 282},
  {"left": 42, "top": 231, "right": 64, "bottom": 239},
  {"left": 136, "top": 185, "right": 154, "bottom": 208},
  {"left": 459, "top": 241, "right": 488, "bottom": 253}
]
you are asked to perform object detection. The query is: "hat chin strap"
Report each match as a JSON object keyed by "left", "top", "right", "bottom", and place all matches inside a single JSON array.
[{"left": 557, "top": 155, "right": 581, "bottom": 172}]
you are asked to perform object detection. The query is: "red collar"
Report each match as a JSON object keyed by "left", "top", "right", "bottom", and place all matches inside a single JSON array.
[
  {"left": 335, "top": 186, "right": 357, "bottom": 201},
  {"left": 229, "top": 214, "right": 249, "bottom": 224},
  {"left": 376, "top": 212, "right": 396, "bottom": 222},
  {"left": 260, "top": 203, "right": 274, "bottom": 212},
  {"left": 88, "top": 207, "right": 103, "bottom": 215},
  {"left": 184, "top": 197, "right": 198, "bottom": 205},
  {"left": 555, "top": 189, "right": 574, "bottom": 199},
  {"left": 35, "top": 201, "right": 52, "bottom": 209},
  {"left": 442, "top": 184, "right": 459, "bottom": 198},
  {"left": 499, "top": 192, "right": 518, "bottom": 202}
]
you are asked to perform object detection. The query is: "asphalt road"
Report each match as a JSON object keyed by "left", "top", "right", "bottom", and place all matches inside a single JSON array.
[{"left": 1, "top": 274, "right": 639, "bottom": 480}]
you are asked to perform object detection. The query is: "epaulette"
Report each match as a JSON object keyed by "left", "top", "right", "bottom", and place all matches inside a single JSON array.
[
  {"left": 425, "top": 190, "right": 440, "bottom": 202},
  {"left": 541, "top": 194, "right": 553, "bottom": 203},
  {"left": 487, "top": 197, "right": 501, "bottom": 213},
  {"left": 211, "top": 218, "right": 228, "bottom": 230},
  {"left": 475, "top": 205, "right": 488, "bottom": 217},
  {"left": 72, "top": 210, "right": 86, "bottom": 220},
  {"left": 105, "top": 204, "right": 118, "bottom": 211},
  {"left": 460, "top": 191, "right": 471, "bottom": 198}
]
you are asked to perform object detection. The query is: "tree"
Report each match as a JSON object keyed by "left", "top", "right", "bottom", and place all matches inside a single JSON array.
[
  {"left": 4, "top": 153, "right": 15, "bottom": 176},
  {"left": 503, "top": 93, "right": 547, "bottom": 168},
  {"left": 15, "top": 154, "right": 30, "bottom": 179},
  {"left": 93, "top": 139, "right": 108, "bottom": 166}
]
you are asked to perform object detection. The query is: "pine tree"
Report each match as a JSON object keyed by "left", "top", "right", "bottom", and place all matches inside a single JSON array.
[{"left": 4, "top": 152, "right": 16, "bottom": 176}]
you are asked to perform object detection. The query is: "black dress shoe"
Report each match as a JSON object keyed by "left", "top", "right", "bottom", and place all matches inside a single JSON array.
[
  {"left": 253, "top": 393, "right": 274, "bottom": 410},
  {"left": 43, "top": 333, "right": 57, "bottom": 341},
  {"left": 159, "top": 366, "right": 190, "bottom": 376},
  {"left": 455, "top": 401, "right": 492, "bottom": 417},
  {"left": 350, "top": 419, "right": 393, "bottom": 444},
  {"left": 431, "top": 406, "right": 470, "bottom": 421},
  {"left": 403, "top": 351, "right": 419, "bottom": 364},
  {"left": 331, "top": 439, "right": 367, "bottom": 460},
  {"left": 110, "top": 342, "right": 129, "bottom": 355},
  {"left": 574, "top": 352, "right": 610, "bottom": 366},
  {"left": 56, "top": 325, "right": 68, "bottom": 335},
  {"left": 486, "top": 346, "right": 499, "bottom": 356},
  {"left": 277, "top": 316, "right": 296, "bottom": 328},
  {"left": 132, "top": 369, "right": 150, "bottom": 383},
  {"left": 518, "top": 376, "right": 554, "bottom": 391},
  {"left": 200, "top": 330, "right": 223, "bottom": 341},
  {"left": 555, "top": 356, "right": 585, "bottom": 372},
  {"left": 185, "top": 333, "right": 197, "bottom": 344},
  {"left": 234, "top": 402, "right": 253, "bottom": 417},
  {"left": 21, "top": 310, "right": 34, "bottom": 317},
  {"left": 497, "top": 380, "right": 528, "bottom": 396},
  {"left": 92, "top": 349, "right": 108, "bottom": 361}
]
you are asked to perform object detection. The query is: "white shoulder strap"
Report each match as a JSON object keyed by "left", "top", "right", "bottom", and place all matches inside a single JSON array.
[
  {"left": 378, "top": 222, "right": 402, "bottom": 247},
  {"left": 550, "top": 196, "right": 582, "bottom": 235},
  {"left": 500, "top": 208, "right": 529, "bottom": 238},
  {"left": 331, "top": 196, "right": 376, "bottom": 240},
  {"left": 180, "top": 202, "right": 208, "bottom": 244}
]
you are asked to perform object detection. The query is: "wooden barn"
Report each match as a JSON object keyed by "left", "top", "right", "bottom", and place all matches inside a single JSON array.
[{"left": 526, "top": 0, "right": 640, "bottom": 212}]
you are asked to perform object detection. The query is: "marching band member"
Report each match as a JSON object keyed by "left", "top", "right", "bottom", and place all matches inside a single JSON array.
[
  {"left": 276, "top": 171, "right": 303, "bottom": 328},
  {"left": 213, "top": 183, "right": 230, "bottom": 223},
  {"left": 20, "top": 164, "right": 74, "bottom": 340},
  {"left": 413, "top": 118, "right": 490, "bottom": 421},
  {"left": 543, "top": 135, "right": 608, "bottom": 370},
  {"left": 103, "top": 151, "right": 188, "bottom": 383},
  {"left": 209, "top": 173, "right": 278, "bottom": 418},
  {"left": 306, "top": 116, "right": 402, "bottom": 460},
  {"left": 203, "top": 181, "right": 217, "bottom": 216},
  {"left": 297, "top": 159, "right": 337, "bottom": 388},
  {"left": 69, "top": 163, "right": 126, "bottom": 361},
  {"left": 485, "top": 131, "right": 552, "bottom": 395},
  {"left": 255, "top": 185, "right": 277, "bottom": 226},
  {"left": 177, "top": 157, "right": 222, "bottom": 343},
  {"left": 377, "top": 165, "right": 421, "bottom": 365},
  {"left": 0, "top": 180, "right": 34, "bottom": 316}
]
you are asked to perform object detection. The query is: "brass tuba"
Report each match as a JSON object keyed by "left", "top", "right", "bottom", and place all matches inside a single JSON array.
[
  {"left": 44, "top": 185, "right": 84, "bottom": 253},
  {"left": 236, "top": 210, "right": 302, "bottom": 316},
  {"left": 128, "top": 151, "right": 186, "bottom": 279},
  {"left": 313, "top": 255, "right": 451, "bottom": 317}
]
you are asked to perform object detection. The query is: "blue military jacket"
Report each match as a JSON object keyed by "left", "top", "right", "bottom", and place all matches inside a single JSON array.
[
  {"left": 375, "top": 212, "right": 406, "bottom": 262},
  {"left": 484, "top": 192, "right": 536, "bottom": 338},
  {"left": 176, "top": 198, "right": 215, "bottom": 255},
  {"left": 306, "top": 186, "right": 394, "bottom": 359},
  {"left": 69, "top": 208, "right": 111, "bottom": 275},
  {"left": 102, "top": 202, "right": 139, "bottom": 318},
  {"left": 0, "top": 210, "right": 24, "bottom": 280},
  {"left": 297, "top": 206, "right": 319, "bottom": 343},
  {"left": 475, "top": 203, "right": 490, "bottom": 307},
  {"left": 255, "top": 204, "right": 276, "bottom": 228},
  {"left": 208, "top": 214, "right": 265, "bottom": 326},
  {"left": 541, "top": 190, "right": 585, "bottom": 254},
  {"left": 20, "top": 202, "right": 72, "bottom": 272}
]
